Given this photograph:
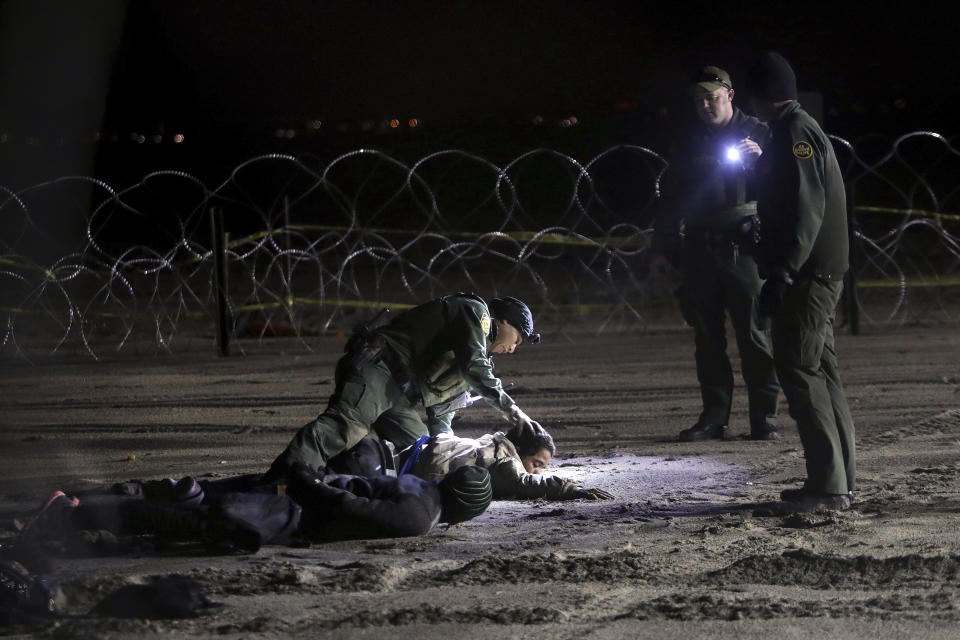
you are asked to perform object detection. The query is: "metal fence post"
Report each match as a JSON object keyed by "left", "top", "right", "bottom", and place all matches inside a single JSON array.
[{"left": 210, "top": 206, "right": 231, "bottom": 356}]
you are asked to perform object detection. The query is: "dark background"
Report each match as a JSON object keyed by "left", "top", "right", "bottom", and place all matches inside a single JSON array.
[{"left": 0, "top": 0, "right": 956, "bottom": 187}]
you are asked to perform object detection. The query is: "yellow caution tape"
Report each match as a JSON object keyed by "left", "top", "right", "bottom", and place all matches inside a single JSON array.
[
  {"left": 0, "top": 257, "right": 57, "bottom": 279},
  {"left": 224, "top": 225, "right": 650, "bottom": 249},
  {"left": 856, "top": 206, "right": 960, "bottom": 222},
  {"left": 856, "top": 275, "right": 960, "bottom": 288},
  {"left": 168, "top": 225, "right": 649, "bottom": 268}
]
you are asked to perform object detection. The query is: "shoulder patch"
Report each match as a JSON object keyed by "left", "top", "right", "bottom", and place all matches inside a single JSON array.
[
  {"left": 480, "top": 310, "right": 491, "bottom": 335},
  {"left": 792, "top": 141, "right": 814, "bottom": 159}
]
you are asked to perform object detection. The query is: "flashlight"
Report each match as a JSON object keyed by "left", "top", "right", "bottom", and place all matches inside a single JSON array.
[{"left": 725, "top": 146, "right": 741, "bottom": 162}]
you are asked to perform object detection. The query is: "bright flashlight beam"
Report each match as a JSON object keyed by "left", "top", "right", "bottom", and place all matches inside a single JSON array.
[{"left": 725, "top": 146, "right": 741, "bottom": 162}]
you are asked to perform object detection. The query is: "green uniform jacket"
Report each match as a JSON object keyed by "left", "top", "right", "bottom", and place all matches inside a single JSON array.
[
  {"left": 403, "top": 432, "right": 581, "bottom": 500},
  {"left": 377, "top": 294, "right": 515, "bottom": 422},
  {"left": 657, "top": 107, "right": 770, "bottom": 238},
  {"left": 755, "top": 101, "right": 848, "bottom": 280}
]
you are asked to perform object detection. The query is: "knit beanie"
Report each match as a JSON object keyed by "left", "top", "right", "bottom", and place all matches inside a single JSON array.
[
  {"left": 745, "top": 51, "right": 798, "bottom": 101},
  {"left": 489, "top": 296, "right": 540, "bottom": 344},
  {"left": 438, "top": 465, "right": 493, "bottom": 524}
]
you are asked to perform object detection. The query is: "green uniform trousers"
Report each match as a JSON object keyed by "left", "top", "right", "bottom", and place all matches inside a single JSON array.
[
  {"left": 680, "top": 238, "right": 780, "bottom": 432},
  {"left": 771, "top": 277, "right": 856, "bottom": 494},
  {"left": 274, "top": 356, "right": 449, "bottom": 472}
]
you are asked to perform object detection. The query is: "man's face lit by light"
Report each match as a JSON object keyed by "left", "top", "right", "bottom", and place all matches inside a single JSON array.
[
  {"left": 693, "top": 86, "right": 735, "bottom": 128},
  {"left": 521, "top": 448, "right": 552, "bottom": 474}
]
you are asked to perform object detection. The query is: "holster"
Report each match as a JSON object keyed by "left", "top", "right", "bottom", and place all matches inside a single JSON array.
[
  {"left": 342, "top": 330, "right": 385, "bottom": 374},
  {"left": 684, "top": 215, "right": 760, "bottom": 257},
  {"left": 739, "top": 214, "right": 761, "bottom": 251},
  {"left": 343, "top": 327, "right": 420, "bottom": 406}
]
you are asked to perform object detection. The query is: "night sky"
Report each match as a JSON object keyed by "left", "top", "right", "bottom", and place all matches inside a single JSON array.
[
  {"left": 0, "top": 0, "right": 956, "bottom": 178},
  {"left": 105, "top": 1, "right": 958, "bottom": 126}
]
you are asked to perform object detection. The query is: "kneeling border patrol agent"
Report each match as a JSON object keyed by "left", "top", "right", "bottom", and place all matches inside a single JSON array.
[{"left": 270, "top": 293, "right": 544, "bottom": 477}]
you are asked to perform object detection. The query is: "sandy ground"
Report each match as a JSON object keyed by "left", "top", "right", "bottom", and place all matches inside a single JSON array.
[{"left": 2, "top": 318, "right": 960, "bottom": 639}]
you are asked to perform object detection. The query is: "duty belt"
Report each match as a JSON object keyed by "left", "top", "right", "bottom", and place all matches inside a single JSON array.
[{"left": 686, "top": 216, "right": 758, "bottom": 248}]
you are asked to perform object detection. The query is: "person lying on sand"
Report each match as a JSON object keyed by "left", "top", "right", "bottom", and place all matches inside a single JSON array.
[
  {"left": 9, "top": 464, "right": 492, "bottom": 555},
  {"left": 331, "top": 427, "right": 612, "bottom": 501}
]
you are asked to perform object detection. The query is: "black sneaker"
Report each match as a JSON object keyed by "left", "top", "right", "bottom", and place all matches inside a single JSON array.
[
  {"left": 173, "top": 477, "right": 204, "bottom": 506},
  {"left": 678, "top": 423, "right": 728, "bottom": 442}
]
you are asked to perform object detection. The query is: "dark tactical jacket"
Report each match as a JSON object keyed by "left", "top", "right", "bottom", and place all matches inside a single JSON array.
[
  {"left": 658, "top": 107, "right": 771, "bottom": 237},
  {"left": 755, "top": 101, "right": 849, "bottom": 280},
  {"left": 291, "top": 473, "right": 444, "bottom": 541},
  {"left": 377, "top": 294, "right": 515, "bottom": 420}
]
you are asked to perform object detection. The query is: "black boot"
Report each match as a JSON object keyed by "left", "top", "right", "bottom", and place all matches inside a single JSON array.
[{"left": 678, "top": 423, "right": 728, "bottom": 442}]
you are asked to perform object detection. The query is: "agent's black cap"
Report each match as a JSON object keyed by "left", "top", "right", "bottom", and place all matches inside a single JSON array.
[
  {"left": 489, "top": 297, "right": 540, "bottom": 344},
  {"left": 438, "top": 465, "right": 493, "bottom": 524},
  {"left": 745, "top": 51, "right": 798, "bottom": 102},
  {"left": 690, "top": 65, "right": 732, "bottom": 93}
]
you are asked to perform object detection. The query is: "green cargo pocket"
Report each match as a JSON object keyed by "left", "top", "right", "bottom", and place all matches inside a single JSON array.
[{"left": 337, "top": 380, "right": 366, "bottom": 409}]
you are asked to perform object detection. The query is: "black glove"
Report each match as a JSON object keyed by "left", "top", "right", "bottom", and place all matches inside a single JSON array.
[
  {"left": 505, "top": 405, "right": 548, "bottom": 439},
  {"left": 758, "top": 277, "right": 791, "bottom": 317}
]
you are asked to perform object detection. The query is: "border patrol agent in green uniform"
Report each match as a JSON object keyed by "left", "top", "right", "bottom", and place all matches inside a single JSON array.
[
  {"left": 652, "top": 65, "right": 781, "bottom": 442},
  {"left": 745, "top": 52, "right": 856, "bottom": 510},
  {"left": 270, "top": 294, "right": 543, "bottom": 475}
]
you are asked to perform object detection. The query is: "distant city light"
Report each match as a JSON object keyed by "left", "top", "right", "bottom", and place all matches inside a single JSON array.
[
  {"left": 151, "top": 134, "right": 162, "bottom": 144},
  {"left": 894, "top": 98, "right": 906, "bottom": 110},
  {"left": 360, "top": 120, "right": 374, "bottom": 132},
  {"left": 532, "top": 114, "right": 544, "bottom": 125},
  {"left": 285, "top": 129, "right": 296, "bottom": 139},
  {"left": 408, "top": 118, "right": 419, "bottom": 128},
  {"left": 135, "top": 134, "right": 146, "bottom": 144},
  {"left": 0, "top": 133, "right": 7, "bottom": 143},
  {"left": 389, "top": 119, "right": 400, "bottom": 129},
  {"left": 173, "top": 134, "right": 185, "bottom": 143},
  {"left": 274, "top": 129, "right": 285, "bottom": 139},
  {"left": 307, "top": 119, "right": 322, "bottom": 129}
]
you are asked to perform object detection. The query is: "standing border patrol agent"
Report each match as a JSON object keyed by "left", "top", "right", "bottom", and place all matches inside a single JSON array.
[
  {"left": 651, "top": 65, "right": 781, "bottom": 442},
  {"left": 745, "top": 51, "right": 855, "bottom": 510},
  {"left": 269, "top": 293, "right": 543, "bottom": 476}
]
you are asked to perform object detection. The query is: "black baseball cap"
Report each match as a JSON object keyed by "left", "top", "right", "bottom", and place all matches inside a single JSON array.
[{"left": 690, "top": 65, "right": 733, "bottom": 93}]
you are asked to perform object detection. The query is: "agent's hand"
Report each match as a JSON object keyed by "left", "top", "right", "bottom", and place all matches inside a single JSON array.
[
  {"left": 758, "top": 277, "right": 790, "bottom": 317},
  {"left": 736, "top": 138, "right": 763, "bottom": 162},
  {"left": 569, "top": 487, "right": 614, "bottom": 500},
  {"left": 505, "top": 404, "right": 547, "bottom": 438}
]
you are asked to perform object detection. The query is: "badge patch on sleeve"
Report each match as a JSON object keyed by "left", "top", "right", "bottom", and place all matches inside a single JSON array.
[
  {"left": 480, "top": 311, "right": 491, "bottom": 335},
  {"left": 792, "top": 141, "right": 814, "bottom": 159}
]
